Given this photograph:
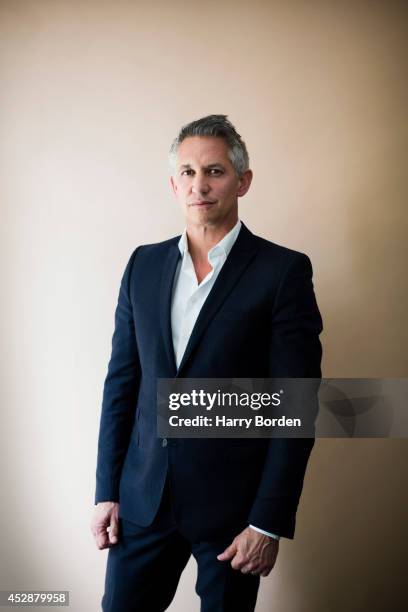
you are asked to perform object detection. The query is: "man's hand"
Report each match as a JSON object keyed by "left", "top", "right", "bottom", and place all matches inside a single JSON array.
[
  {"left": 90, "top": 502, "right": 120, "bottom": 550},
  {"left": 217, "top": 527, "right": 279, "bottom": 577}
]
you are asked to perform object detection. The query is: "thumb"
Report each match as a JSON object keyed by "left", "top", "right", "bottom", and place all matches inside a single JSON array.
[
  {"left": 217, "top": 541, "right": 237, "bottom": 561},
  {"left": 108, "top": 514, "right": 119, "bottom": 544}
]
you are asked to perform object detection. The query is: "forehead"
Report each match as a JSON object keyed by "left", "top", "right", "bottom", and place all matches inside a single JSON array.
[{"left": 176, "top": 136, "right": 231, "bottom": 167}]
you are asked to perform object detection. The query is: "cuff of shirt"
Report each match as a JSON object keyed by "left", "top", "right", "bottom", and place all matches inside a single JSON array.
[{"left": 249, "top": 524, "right": 281, "bottom": 540}]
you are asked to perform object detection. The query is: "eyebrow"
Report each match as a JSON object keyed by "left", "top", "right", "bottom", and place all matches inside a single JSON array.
[{"left": 179, "top": 163, "right": 226, "bottom": 170}]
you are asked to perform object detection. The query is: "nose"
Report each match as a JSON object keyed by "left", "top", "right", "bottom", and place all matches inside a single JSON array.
[{"left": 191, "top": 172, "right": 210, "bottom": 196}]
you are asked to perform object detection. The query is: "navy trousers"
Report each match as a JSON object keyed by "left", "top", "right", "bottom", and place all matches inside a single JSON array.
[{"left": 102, "top": 479, "right": 260, "bottom": 611}]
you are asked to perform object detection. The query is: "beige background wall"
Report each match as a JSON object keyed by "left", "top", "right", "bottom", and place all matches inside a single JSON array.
[{"left": 1, "top": 1, "right": 407, "bottom": 610}]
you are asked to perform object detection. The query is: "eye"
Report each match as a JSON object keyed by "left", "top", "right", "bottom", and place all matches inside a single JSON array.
[
  {"left": 208, "top": 168, "right": 223, "bottom": 176},
  {"left": 181, "top": 169, "right": 194, "bottom": 176}
]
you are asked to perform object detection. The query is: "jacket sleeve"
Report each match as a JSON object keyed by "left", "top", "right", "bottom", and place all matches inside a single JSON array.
[
  {"left": 95, "top": 248, "right": 141, "bottom": 503},
  {"left": 248, "top": 252, "right": 323, "bottom": 538}
]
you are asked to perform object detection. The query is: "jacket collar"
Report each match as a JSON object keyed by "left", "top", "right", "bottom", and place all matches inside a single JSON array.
[{"left": 159, "top": 222, "right": 259, "bottom": 376}]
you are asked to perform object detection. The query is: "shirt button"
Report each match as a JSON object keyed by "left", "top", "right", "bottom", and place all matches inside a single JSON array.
[{"left": 162, "top": 438, "right": 168, "bottom": 447}]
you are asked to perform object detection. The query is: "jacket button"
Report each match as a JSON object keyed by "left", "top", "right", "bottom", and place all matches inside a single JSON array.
[{"left": 162, "top": 438, "right": 168, "bottom": 447}]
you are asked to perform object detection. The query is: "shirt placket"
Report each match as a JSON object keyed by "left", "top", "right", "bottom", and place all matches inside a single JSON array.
[{"left": 177, "top": 254, "right": 217, "bottom": 363}]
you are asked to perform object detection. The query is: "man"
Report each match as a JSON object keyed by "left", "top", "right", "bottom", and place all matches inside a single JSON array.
[{"left": 91, "top": 115, "right": 323, "bottom": 611}]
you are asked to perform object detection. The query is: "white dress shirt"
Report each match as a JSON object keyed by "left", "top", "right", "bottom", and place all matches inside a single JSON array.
[{"left": 170, "top": 219, "right": 280, "bottom": 541}]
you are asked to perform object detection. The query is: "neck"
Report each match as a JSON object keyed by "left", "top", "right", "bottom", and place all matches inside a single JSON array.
[{"left": 186, "top": 214, "right": 238, "bottom": 263}]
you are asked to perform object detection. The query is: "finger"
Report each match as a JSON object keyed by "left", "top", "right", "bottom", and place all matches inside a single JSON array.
[
  {"left": 96, "top": 531, "right": 109, "bottom": 550},
  {"left": 217, "top": 542, "right": 237, "bottom": 561},
  {"left": 240, "top": 563, "right": 260, "bottom": 574},
  {"left": 230, "top": 554, "right": 248, "bottom": 570},
  {"left": 92, "top": 521, "right": 110, "bottom": 550}
]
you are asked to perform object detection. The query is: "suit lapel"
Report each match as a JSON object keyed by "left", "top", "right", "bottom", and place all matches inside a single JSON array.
[
  {"left": 176, "top": 223, "right": 259, "bottom": 376},
  {"left": 159, "top": 241, "right": 181, "bottom": 376}
]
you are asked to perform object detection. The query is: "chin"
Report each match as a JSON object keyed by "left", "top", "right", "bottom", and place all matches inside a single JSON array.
[{"left": 189, "top": 207, "right": 216, "bottom": 218}]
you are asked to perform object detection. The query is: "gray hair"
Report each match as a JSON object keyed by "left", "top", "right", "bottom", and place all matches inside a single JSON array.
[{"left": 169, "top": 114, "right": 250, "bottom": 177}]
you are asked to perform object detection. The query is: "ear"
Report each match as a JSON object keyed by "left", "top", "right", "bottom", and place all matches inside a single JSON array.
[
  {"left": 170, "top": 175, "right": 177, "bottom": 195},
  {"left": 237, "top": 169, "right": 253, "bottom": 198}
]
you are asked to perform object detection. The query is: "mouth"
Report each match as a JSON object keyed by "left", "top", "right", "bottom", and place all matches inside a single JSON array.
[{"left": 189, "top": 201, "right": 216, "bottom": 207}]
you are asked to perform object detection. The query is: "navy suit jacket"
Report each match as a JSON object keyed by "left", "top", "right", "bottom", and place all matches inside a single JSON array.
[{"left": 95, "top": 223, "right": 323, "bottom": 541}]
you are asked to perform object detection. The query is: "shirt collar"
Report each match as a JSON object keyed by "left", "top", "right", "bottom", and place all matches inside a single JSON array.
[{"left": 177, "top": 219, "right": 242, "bottom": 261}]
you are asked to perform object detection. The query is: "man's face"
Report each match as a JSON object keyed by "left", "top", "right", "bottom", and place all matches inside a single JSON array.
[{"left": 170, "top": 136, "right": 252, "bottom": 229}]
